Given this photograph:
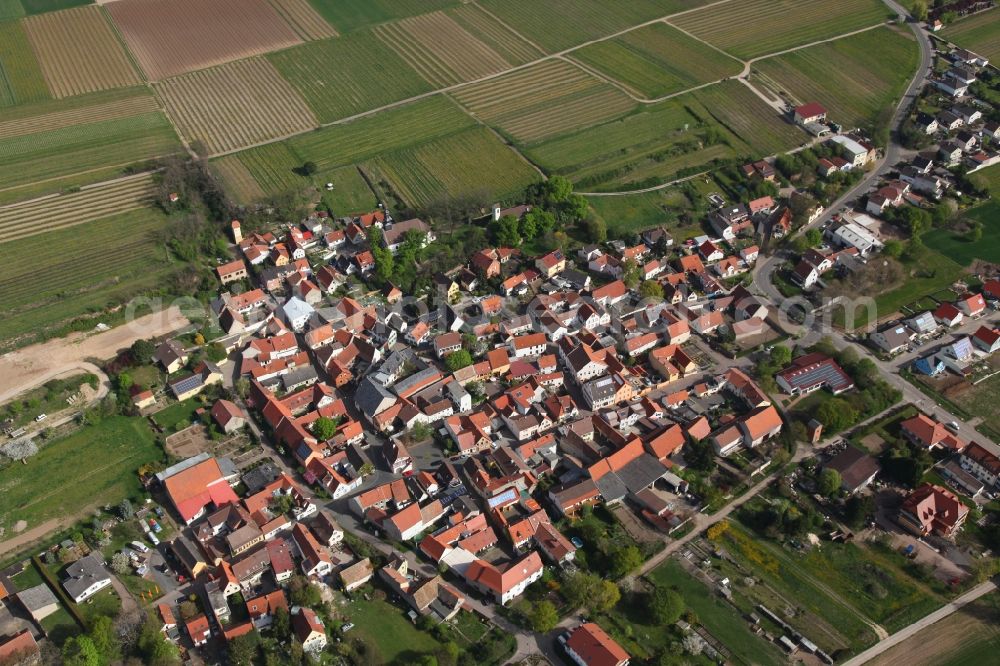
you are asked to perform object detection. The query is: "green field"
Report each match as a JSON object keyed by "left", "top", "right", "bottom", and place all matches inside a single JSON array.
[
  {"left": 480, "top": 0, "right": 708, "bottom": 53},
  {"left": 924, "top": 203, "right": 1000, "bottom": 266},
  {"left": 754, "top": 26, "right": 918, "bottom": 131},
  {"left": 941, "top": 9, "right": 1000, "bottom": 63},
  {"left": 0, "top": 208, "right": 179, "bottom": 348},
  {"left": 341, "top": 595, "right": 442, "bottom": 663},
  {"left": 320, "top": 165, "right": 377, "bottom": 216},
  {"left": 0, "top": 0, "right": 24, "bottom": 20},
  {"left": 647, "top": 559, "right": 785, "bottom": 665},
  {"left": 151, "top": 399, "right": 201, "bottom": 432},
  {"left": 269, "top": 31, "right": 432, "bottom": 123},
  {"left": 526, "top": 95, "right": 744, "bottom": 189},
  {"left": 0, "top": 416, "right": 163, "bottom": 533},
  {"left": 237, "top": 142, "right": 311, "bottom": 195},
  {"left": 446, "top": 4, "right": 543, "bottom": 66},
  {"left": 291, "top": 95, "right": 477, "bottom": 169},
  {"left": 20, "top": 0, "right": 92, "bottom": 14},
  {"left": 672, "top": 0, "right": 890, "bottom": 60},
  {"left": 693, "top": 79, "right": 807, "bottom": 156},
  {"left": 0, "top": 19, "right": 50, "bottom": 107},
  {"left": 572, "top": 22, "right": 743, "bottom": 99},
  {"left": 306, "top": 0, "right": 458, "bottom": 33},
  {"left": 366, "top": 127, "right": 540, "bottom": 208},
  {"left": 0, "top": 112, "right": 181, "bottom": 190}
]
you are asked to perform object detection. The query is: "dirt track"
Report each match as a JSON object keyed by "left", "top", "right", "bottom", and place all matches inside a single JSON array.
[{"left": 0, "top": 306, "right": 189, "bottom": 404}]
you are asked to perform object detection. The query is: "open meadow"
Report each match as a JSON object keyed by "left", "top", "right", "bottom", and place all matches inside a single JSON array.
[
  {"left": 526, "top": 95, "right": 744, "bottom": 190},
  {"left": 941, "top": 9, "right": 1000, "bottom": 63},
  {"left": 374, "top": 10, "right": 515, "bottom": 88},
  {"left": 0, "top": 416, "right": 162, "bottom": 534},
  {"left": 364, "top": 127, "right": 540, "bottom": 208},
  {"left": 478, "top": 0, "right": 711, "bottom": 53},
  {"left": 671, "top": 0, "right": 890, "bottom": 60},
  {"left": 23, "top": 5, "right": 140, "bottom": 97},
  {"left": 571, "top": 22, "right": 743, "bottom": 99},
  {"left": 155, "top": 57, "right": 317, "bottom": 155},
  {"left": 753, "top": 26, "right": 918, "bottom": 131},
  {"left": 0, "top": 19, "right": 50, "bottom": 107},
  {"left": 269, "top": 31, "right": 431, "bottom": 123},
  {"left": 450, "top": 59, "right": 636, "bottom": 144},
  {"left": 107, "top": 0, "right": 301, "bottom": 80}
]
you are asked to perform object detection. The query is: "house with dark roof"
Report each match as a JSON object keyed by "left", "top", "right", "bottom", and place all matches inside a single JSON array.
[
  {"left": 825, "top": 447, "right": 880, "bottom": 493},
  {"left": 775, "top": 353, "right": 853, "bottom": 396}
]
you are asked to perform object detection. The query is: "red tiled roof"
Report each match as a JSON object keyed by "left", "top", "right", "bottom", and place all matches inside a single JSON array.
[{"left": 565, "top": 623, "right": 630, "bottom": 666}]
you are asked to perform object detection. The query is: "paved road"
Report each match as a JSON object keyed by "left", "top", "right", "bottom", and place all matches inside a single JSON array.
[{"left": 841, "top": 578, "right": 998, "bottom": 666}]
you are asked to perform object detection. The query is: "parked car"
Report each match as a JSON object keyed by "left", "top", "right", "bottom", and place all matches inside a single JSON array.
[
  {"left": 341, "top": 623, "right": 355, "bottom": 633},
  {"left": 130, "top": 540, "right": 150, "bottom": 554},
  {"left": 34, "top": 414, "right": 46, "bottom": 422},
  {"left": 146, "top": 531, "right": 160, "bottom": 546}
]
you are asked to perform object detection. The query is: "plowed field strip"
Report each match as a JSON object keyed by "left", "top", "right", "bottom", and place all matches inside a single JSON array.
[
  {"left": 267, "top": 0, "right": 337, "bottom": 39},
  {"left": 0, "top": 95, "right": 158, "bottom": 139}
]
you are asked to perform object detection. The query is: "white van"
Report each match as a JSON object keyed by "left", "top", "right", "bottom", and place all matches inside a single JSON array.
[
  {"left": 146, "top": 531, "right": 160, "bottom": 546},
  {"left": 130, "top": 540, "right": 150, "bottom": 554}
]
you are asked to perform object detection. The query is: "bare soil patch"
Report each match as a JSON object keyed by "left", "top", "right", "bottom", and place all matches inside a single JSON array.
[{"left": 106, "top": 0, "right": 302, "bottom": 80}]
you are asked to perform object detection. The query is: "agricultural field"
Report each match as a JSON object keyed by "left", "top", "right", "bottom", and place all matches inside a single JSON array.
[
  {"left": 446, "top": 4, "right": 542, "bottom": 65},
  {"left": 305, "top": 0, "right": 457, "bottom": 34},
  {"left": 0, "top": 0, "right": 22, "bottom": 19},
  {"left": 0, "top": 172, "right": 156, "bottom": 243},
  {"left": 450, "top": 59, "right": 636, "bottom": 144},
  {"left": 0, "top": 105, "right": 180, "bottom": 192},
  {"left": 478, "top": 0, "right": 709, "bottom": 53},
  {"left": 155, "top": 57, "right": 317, "bottom": 155},
  {"left": 670, "top": 0, "right": 890, "bottom": 60},
  {"left": 924, "top": 202, "right": 1000, "bottom": 266},
  {"left": 266, "top": 0, "right": 336, "bottom": 40},
  {"left": 107, "top": 0, "right": 301, "bottom": 80},
  {"left": 212, "top": 154, "right": 266, "bottom": 203},
  {"left": 753, "top": 26, "right": 918, "bottom": 131},
  {"left": 572, "top": 22, "right": 743, "bottom": 99},
  {"left": 269, "top": 31, "right": 432, "bottom": 123},
  {"left": 587, "top": 186, "right": 705, "bottom": 238},
  {"left": 23, "top": 5, "right": 140, "bottom": 97},
  {"left": 0, "top": 416, "right": 162, "bottom": 534},
  {"left": 364, "top": 127, "right": 540, "bottom": 208},
  {"left": 692, "top": 79, "right": 808, "bottom": 156},
  {"left": 941, "top": 9, "right": 1000, "bottom": 63},
  {"left": 870, "top": 592, "right": 1000, "bottom": 666},
  {"left": 0, "top": 205, "right": 177, "bottom": 352},
  {"left": 0, "top": 86, "right": 158, "bottom": 137},
  {"left": 374, "top": 11, "right": 513, "bottom": 87},
  {"left": 526, "top": 94, "right": 745, "bottom": 190},
  {"left": 18, "top": 0, "right": 91, "bottom": 14},
  {"left": 0, "top": 19, "right": 50, "bottom": 107},
  {"left": 235, "top": 142, "right": 311, "bottom": 196},
  {"left": 290, "top": 95, "right": 477, "bottom": 171}
]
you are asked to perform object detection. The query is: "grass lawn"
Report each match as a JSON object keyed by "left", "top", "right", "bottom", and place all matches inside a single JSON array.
[
  {"left": 0, "top": 373, "right": 96, "bottom": 427},
  {"left": 849, "top": 405, "right": 917, "bottom": 453},
  {"left": 40, "top": 605, "right": 80, "bottom": 644},
  {"left": 11, "top": 562, "right": 44, "bottom": 590},
  {"left": 647, "top": 559, "right": 785, "bottom": 665},
  {"left": 341, "top": 595, "right": 441, "bottom": 664},
  {"left": 151, "top": 399, "right": 201, "bottom": 432},
  {"left": 923, "top": 201, "right": 1000, "bottom": 266},
  {"left": 0, "top": 416, "right": 163, "bottom": 533},
  {"left": 319, "top": 165, "right": 377, "bottom": 217},
  {"left": 955, "top": 371, "right": 1000, "bottom": 438}
]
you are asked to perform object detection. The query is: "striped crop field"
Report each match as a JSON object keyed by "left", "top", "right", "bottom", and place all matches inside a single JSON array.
[
  {"left": 941, "top": 9, "right": 1000, "bottom": 63},
  {"left": 0, "top": 110, "right": 180, "bottom": 191},
  {"left": 525, "top": 94, "right": 745, "bottom": 189},
  {"left": 446, "top": 4, "right": 542, "bottom": 65},
  {"left": 236, "top": 142, "right": 312, "bottom": 195},
  {"left": 0, "top": 172, "right": 156, "bottom": 243},
  {"left": 155, "top": 57, "right": 317, "bottom": 155},
  {"left": 0, "top": 87, "right": 158, "bottom": 139},
  {"left": 671, "top": 0, "right": 890, "bottom": 60},
  {"left": 0, "top": 206, "right": 177, "bottom": 349},
  {"left": 374, "top": 11, "right": 513, "bottom": 87},
  {"left": 571, "top": 22, "right": 743, "bottom": 99},
  {"left": 23, "top": 5, "right": 141, "bottom": 97},
  {"left": 0, "top": 19, "right": 50, "bottom": 107},
  {"left": 364, "top": 127, "right": 540, "bottom": 207},
  {"left": 450, "top": 59, "right": 635, "bottom": 144},
  {"left": 212, "top": 154, "right": 266, "bottom": 203},
  {"left": 290, "top": 95, "right": 477, "bottom": 170},
  {"left": 478, "top": 0, "right": 710, "bottom": 53},
  {"left": 267, "top": 0, "right": 336, "bottom": 40},
  {"left": 305, "top": 0, "right": 458, "bottom": 34},
  {"left": 692, "top": 80, "right": 807, "bottom": 156},
  {"left": 754, "top": 26, "right": 918, "bottom": 131},
  {"left": 269, "top": 31, "right": 432, "bottom": 123}
]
